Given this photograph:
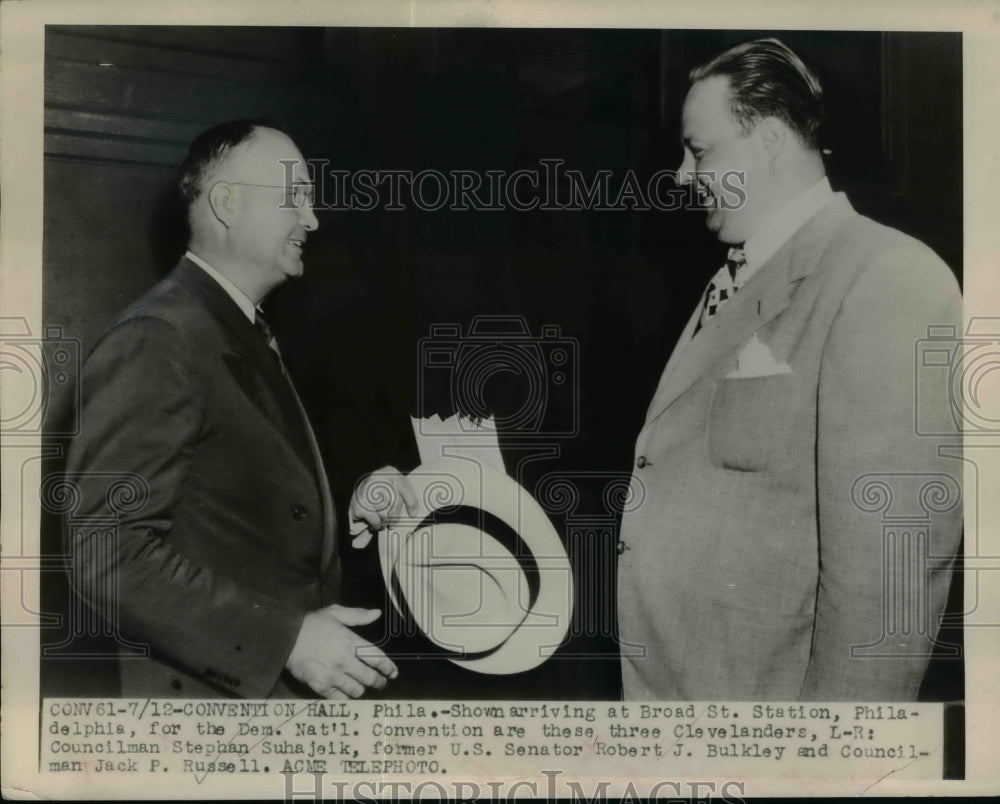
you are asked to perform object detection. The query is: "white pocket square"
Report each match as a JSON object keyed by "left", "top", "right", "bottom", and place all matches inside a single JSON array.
[{"left": 726, "top": 334, "right": 792, "bottom": 379}]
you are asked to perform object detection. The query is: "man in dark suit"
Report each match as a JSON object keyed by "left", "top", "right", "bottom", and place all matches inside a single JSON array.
[
  {"left": 618, "top": 40, "right": 962, "bottom": 700},
  {"left": 64, "top": 120, "right": 402, "bottom": 698}
]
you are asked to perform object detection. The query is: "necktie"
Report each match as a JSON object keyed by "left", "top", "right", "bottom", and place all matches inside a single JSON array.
[
  {"left": 254, "top": 309, "right": 284, "bottom": 370},
  {"left": 696, "top": 245, "right": 748, "bottom": 333}
]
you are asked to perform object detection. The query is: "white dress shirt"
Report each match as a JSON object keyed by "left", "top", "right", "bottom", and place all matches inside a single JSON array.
[
  {"left": 739, "top": 176, "right": 834, "bottom": 283},
  {"left": 680, "top": 177, "right": 834, "bottom": 351}
]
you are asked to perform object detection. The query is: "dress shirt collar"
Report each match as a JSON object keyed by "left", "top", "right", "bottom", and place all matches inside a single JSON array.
[
  {"left": 741, "top": 176, "right": 833, "bottom": 280},
  {"left": 185, "top": 250, "right": 257, "bottom": 323}
]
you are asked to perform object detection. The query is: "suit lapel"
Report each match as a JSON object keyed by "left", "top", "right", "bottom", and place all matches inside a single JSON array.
[
  {"left": 175, "top": 258, "right": 332, "bottom": 508},
  {"left": 644, "top": 250, "right": 793, "bottom": 424},
  {"left": 172, "top": 260, "right": 336, "bottom": 562},
  {"left": 650, "top": 298, "right": 703, "bottom": 399},
  {"left": 172, "top": 260, "right": 303, "bottom": 448},
  {"left": 285, "top": 381, "right": 338, "bottom": 573},
  {"left": 173, "top": 257, "right": 265, "bottom": 372},
  {"left": 220, "top": 350, "right": 290, "bottom": 436},
  {"left": 644, "top": 193, "right": 855, "bottom": 424}
]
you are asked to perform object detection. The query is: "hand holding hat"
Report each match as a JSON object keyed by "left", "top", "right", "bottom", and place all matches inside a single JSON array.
[{"left": 348, "top": 465, "right": 419, "bottom": 547}]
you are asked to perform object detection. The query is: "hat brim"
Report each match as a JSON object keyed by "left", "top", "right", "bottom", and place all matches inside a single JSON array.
[{"left": 378, "top": 455, "right": 573, "bottom": 675}]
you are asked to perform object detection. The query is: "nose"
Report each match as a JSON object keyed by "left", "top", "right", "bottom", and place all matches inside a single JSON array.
[
  {"left": 677, "top": 150, "right": 694, "bottom": 185},
  {"left": 299, "top": 201, "right": 318, "bottom": 232}
]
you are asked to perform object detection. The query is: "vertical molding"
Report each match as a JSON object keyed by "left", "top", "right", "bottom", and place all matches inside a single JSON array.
[
  {"left": 880, "top": 32, "right": 893, "bottom": 164},
  {"left": 658, "top": 30, "right": 671, "bottom": 132},
  {"left": 881, "top": 31, "right": 911, "bottom": 199}
]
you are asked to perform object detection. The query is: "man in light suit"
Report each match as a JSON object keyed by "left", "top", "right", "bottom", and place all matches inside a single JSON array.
[
  {"left": 65, "top": 120, "right": 407, "bottom": 698},
  {"left": 618, "top": 40, "right": 962, "bottom": 700}
]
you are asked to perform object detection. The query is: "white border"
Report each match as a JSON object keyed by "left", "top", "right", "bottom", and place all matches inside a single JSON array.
[{"left": 2, "top": 0, "right": 998, "bottom": 798}]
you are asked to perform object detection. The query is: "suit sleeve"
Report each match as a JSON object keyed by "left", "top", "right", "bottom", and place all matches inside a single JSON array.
[
  {"left": 65, "top": 316, "right": 304, "bottom": 697},
  {"left": 802, "top": 243, "right": 963, "bottom": 700}
]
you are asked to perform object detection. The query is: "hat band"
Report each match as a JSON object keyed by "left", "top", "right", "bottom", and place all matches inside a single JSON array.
[{"left": 388, "top": 504, "right": 541, "bottom": 660}]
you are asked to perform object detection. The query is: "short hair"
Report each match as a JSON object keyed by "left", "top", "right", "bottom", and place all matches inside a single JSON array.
[
  {"left": 689, "top": 38, "right": 824, "bottom": 150},
  {"left": 177, "top": 118, "right": 285, "bottom": 211}
]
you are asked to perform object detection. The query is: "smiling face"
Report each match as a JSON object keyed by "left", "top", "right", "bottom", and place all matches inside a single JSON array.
[
  {"left": 677, "top": 75, "right": 774, "bottom": 245},
  {"left": 222, "top": 127, "right": 318, "bottom": 293}
]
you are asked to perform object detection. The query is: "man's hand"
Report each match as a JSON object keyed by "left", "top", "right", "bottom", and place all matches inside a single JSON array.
[
  {"left": 348, "top": 465, "right": 418, "bottom": 535},
  {"left": 285, "top": 605, "right": 398, "bottom": 698}
]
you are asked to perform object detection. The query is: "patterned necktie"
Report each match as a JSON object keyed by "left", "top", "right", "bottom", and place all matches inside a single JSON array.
[
  {"left": 254, "top": 309, "right": 284, "bottom": 370},
  {"left": 696, "top": 245, "right": 748, "bottom": 333}
]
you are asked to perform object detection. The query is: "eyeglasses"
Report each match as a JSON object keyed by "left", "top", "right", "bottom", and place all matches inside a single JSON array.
[{"left": 227, "top": 182, "right": 316, "bottom": 209}]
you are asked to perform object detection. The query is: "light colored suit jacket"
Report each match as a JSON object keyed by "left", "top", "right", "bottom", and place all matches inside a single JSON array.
[{"left": 618, "top": 193, "right": 962, "bottom": 700}]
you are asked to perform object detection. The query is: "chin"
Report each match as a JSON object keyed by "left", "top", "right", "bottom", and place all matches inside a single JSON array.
[
  {"left": 713, "top": 217, "right": 748, "bottom": 245},
  {"left": 706, "top": 214, "right": 731, "bottom": 242},
  {"left": 281, "top": 260, "right": 305, "bottom": 279},
  {"left": 716, "top": 232, "right": 744, "bottom": 246}
]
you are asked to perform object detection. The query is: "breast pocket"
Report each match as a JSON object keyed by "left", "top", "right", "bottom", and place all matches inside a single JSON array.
[{"left": 706, "top": 374, "right": 804, "bottom": 474}]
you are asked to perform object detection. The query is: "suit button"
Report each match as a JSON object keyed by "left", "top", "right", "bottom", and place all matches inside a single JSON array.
[
  {"left": 293, "top": 504, "right": 308, "bottom": 521},
  {"left": 636, "top": 456, "right": 648, "bottom": 468},
  {"left": 616, "top": 540, "right": 628, "bottom": 555}
]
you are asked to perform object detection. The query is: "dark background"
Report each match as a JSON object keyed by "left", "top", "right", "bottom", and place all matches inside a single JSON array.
[{"left": 40, "top": 26, "right": 964, "bottom": 700}]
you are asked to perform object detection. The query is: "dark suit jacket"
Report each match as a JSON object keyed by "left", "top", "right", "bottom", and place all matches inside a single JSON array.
[{"left": 64, "top": 257, "right": 340, "bottom": 698}]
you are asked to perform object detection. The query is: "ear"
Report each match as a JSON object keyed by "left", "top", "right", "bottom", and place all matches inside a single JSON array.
[
  {"left": 756, "top": 116, "right": 789, "bottom": 161},
  {"left": 207, "top": 181, "right": 237, "bottom": 228}
]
